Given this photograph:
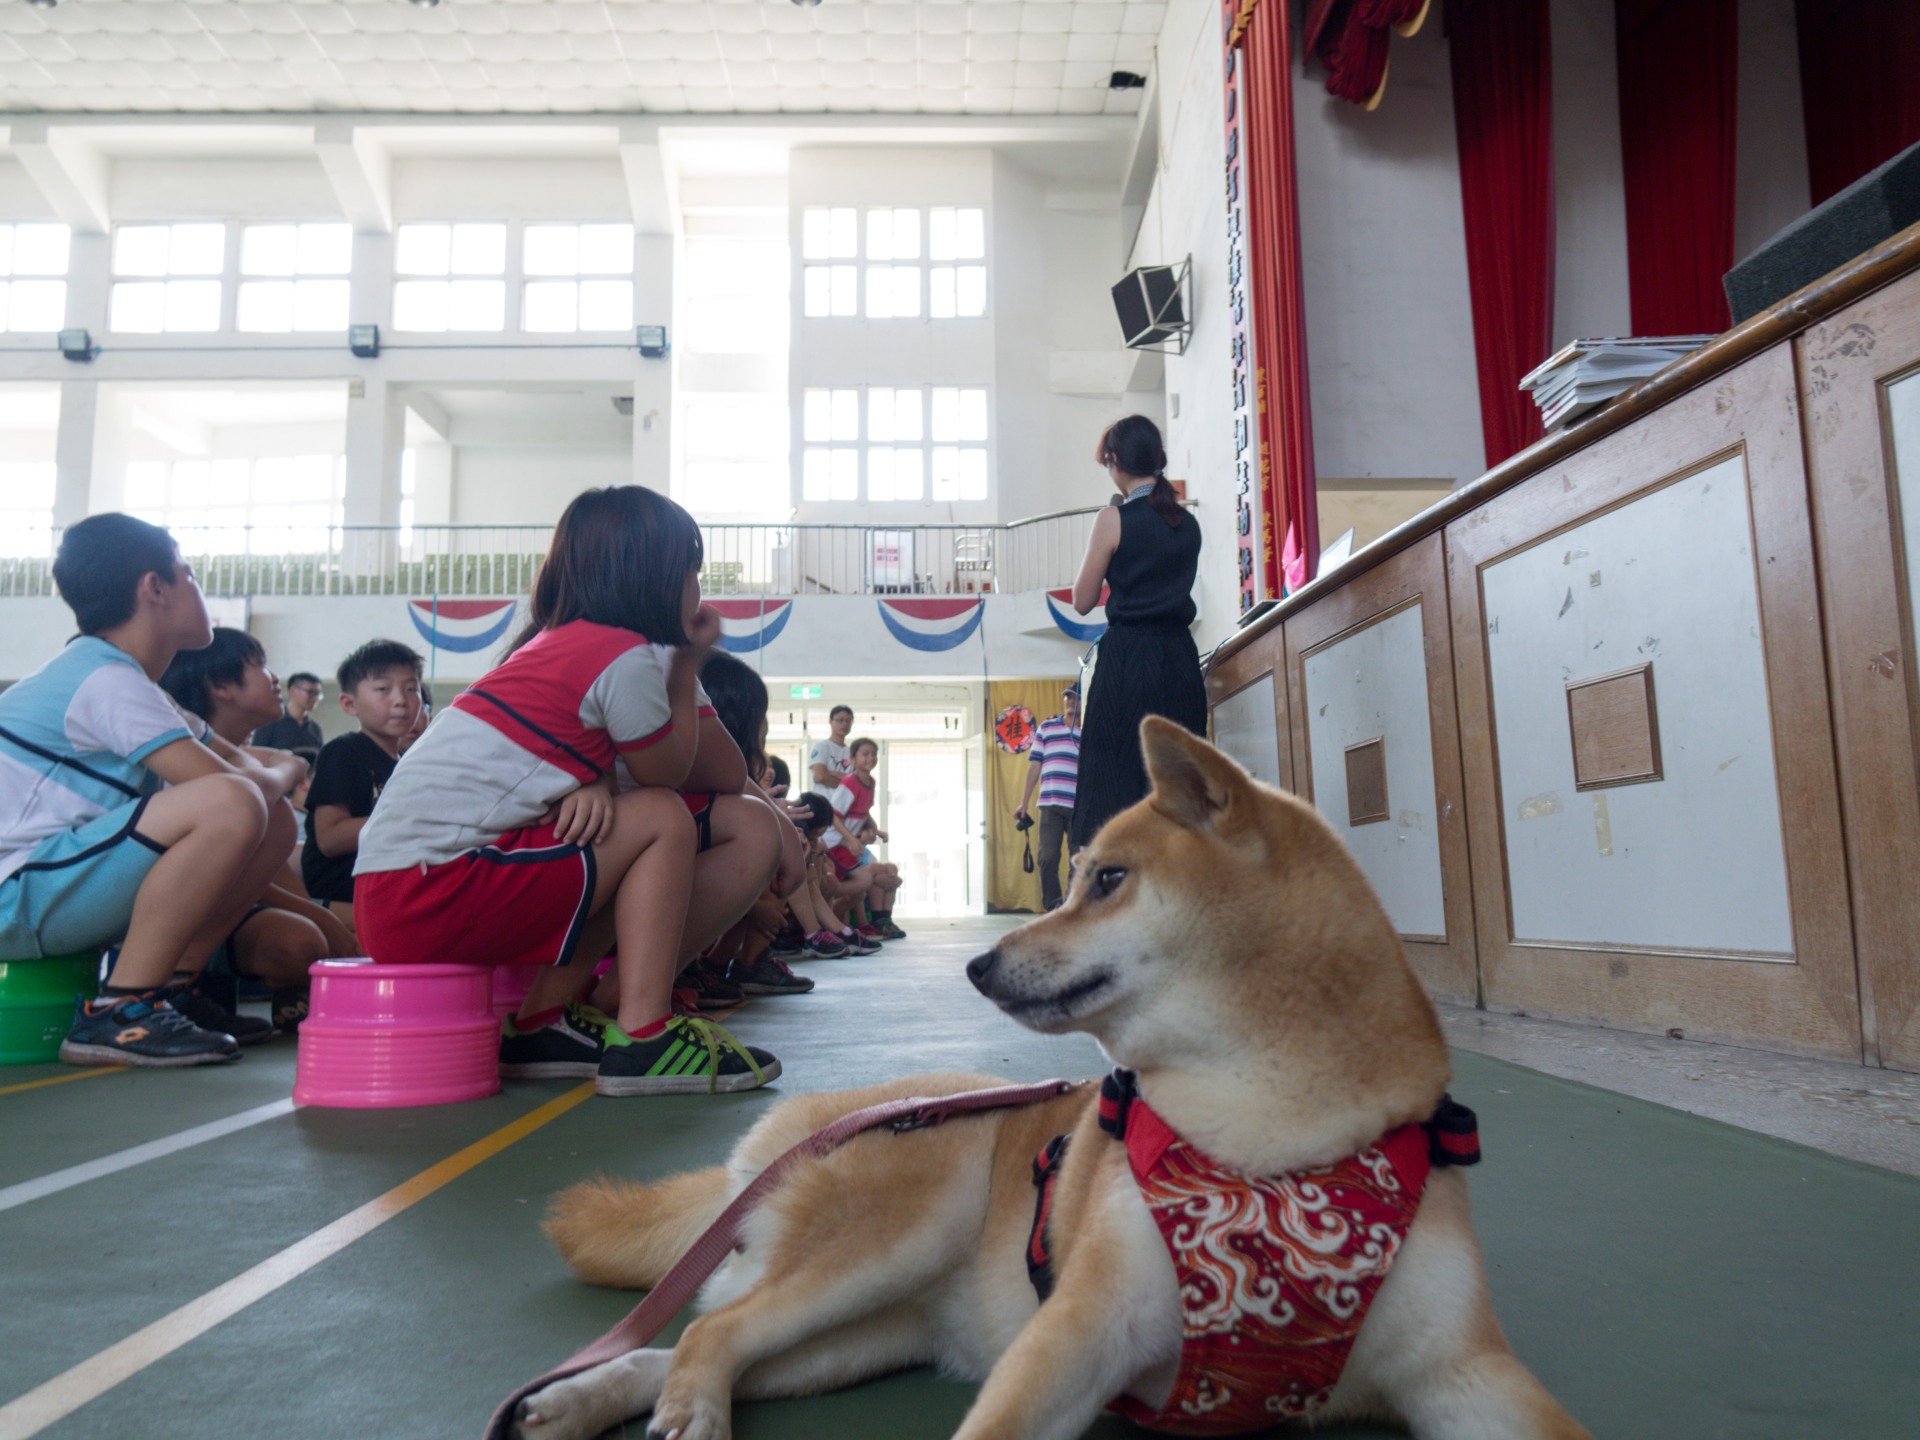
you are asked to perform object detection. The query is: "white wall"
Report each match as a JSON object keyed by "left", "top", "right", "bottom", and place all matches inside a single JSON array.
[
  {"left": 452, "top": 447, "right": 634, "bottom": 525},
  {"left": 1292, "top": 20, "right": 1486, "bottom": 488},
  {"left": 1551, "top": 0, "right": 1633, "bottom": 347},
  {"left": 1734, "top": 0, "right": 1813, "bottom": 264},
  {"left": 1131, "top": 0, "right": 1239, "bottom": 652},
  {"left": 786, "top": 145, "right": 1132, "bottom": 530}
]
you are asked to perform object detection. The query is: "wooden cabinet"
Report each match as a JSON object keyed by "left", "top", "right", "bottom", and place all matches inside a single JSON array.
[
  {"left": 1205, "top": 626, "right": 1291, "bottom": 793},
  {"left": 1204, "top": 228, "right": 1920, "bottom": 1069},
  {"left": 1280, "top": 535, "right": 1478, "bottom": 1003},
  {"left": 1801, "top": 266, "right": 1920, "bottom": 1071},
  {"left": 1446, "top": 348, "right": 1859, "bottom": 1060}
]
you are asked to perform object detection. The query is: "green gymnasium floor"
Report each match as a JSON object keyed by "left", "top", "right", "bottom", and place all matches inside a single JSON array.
[{"left": 2, "top": 917, "right": 1916, "bottom": 1440}]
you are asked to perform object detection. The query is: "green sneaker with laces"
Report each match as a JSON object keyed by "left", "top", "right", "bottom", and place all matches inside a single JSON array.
[{"left": 594, "top": 1014, "right": 780, "bottom": 1097}]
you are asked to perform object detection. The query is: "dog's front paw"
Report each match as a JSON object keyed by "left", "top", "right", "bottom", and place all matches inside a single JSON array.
[
  {"left": 645, "top": 1392, "right": 729, "bottom": 1440},
  {"left": 515, "top": 1354, "right": 667, "bottom": 1440}
]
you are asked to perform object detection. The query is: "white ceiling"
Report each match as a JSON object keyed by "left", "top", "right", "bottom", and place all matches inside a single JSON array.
[{"left": 0, "top": 1, "right": 1164, "bottom": 117}]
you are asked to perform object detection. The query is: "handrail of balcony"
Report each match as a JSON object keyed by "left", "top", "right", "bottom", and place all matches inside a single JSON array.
[{"left": 0, "top": 509, "right": 1114, "bottom": 602}]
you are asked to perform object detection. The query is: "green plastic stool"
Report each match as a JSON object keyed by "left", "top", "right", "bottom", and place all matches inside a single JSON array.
[{"left": 0, "top": 953, "right": 101, "bottom": 1065}]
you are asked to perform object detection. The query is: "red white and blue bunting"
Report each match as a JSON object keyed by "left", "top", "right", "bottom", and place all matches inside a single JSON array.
[{"left": 407, "top": 598, "right": 518, "bottom": 654}]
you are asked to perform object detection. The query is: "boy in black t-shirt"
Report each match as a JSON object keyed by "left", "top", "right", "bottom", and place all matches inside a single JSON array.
[{"left": 302, "top": 640, "right": 424, "bottom": 929}]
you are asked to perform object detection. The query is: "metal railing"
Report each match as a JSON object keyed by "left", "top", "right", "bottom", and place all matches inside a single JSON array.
[{"left": 0, "top": 509, "right": 1110, "bottom": 600}]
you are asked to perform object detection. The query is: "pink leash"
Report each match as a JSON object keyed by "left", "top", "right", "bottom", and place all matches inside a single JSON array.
[{"left": 483, "top": 1078, "right": 1081, "bottom": 1440}]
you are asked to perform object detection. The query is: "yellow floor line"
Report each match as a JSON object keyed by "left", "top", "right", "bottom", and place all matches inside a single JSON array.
[
  {"left": 0, "top": 1069, "right": 115, "bottom": 1099},
  {"left": 0, "top": 1081, "right": 596, "bottom": 1440}
]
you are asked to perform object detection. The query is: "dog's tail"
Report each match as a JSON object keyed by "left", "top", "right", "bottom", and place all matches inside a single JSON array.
[{"left": 543, "top": 1167, "right": 731, "bottom": 1290}]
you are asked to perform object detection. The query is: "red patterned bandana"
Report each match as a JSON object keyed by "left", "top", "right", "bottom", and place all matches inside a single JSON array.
[{"left": 1093, "top": 1071, "right": 1450, "bottom": 1435}]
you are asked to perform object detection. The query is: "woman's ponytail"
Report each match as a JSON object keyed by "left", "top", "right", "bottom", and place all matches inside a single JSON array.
[
  {"left": 1105, "top": 415, "right": 1183, "bottom": 528},
  {"left": 1146, "top": 474, "right": 1183, "bottom": 527}
]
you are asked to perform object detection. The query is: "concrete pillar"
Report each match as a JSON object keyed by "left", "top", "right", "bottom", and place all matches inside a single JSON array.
[
  {"left": 51, "top": 378, "right": 97, "bottom": 527},
  {"left": 341, "top": 377, "right": 405, "bottom": 581},
  {"left": 631, "top": 232, "right": 672, "bottom": 492}
]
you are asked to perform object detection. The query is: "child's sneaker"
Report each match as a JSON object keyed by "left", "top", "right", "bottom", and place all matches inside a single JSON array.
[
  {"left": 875, "top": 918, "right": 908, "bottom": 941},
  {"left": 801, "top": 930, "right": 848, "bottom": 958},
  {"left": 682, "top": 957, "right": 745, "bottom": 1011},
  {"left": 768, "top": 926, "right": 805, "bottom": 956},
  {"left": 841, "top": 928, "right": 882, "bottom": 956},
  {"left": 59, "top": 993, "right": 240, "bottom": 1068},
  {"left": 595, "top": 1015, "right": 780, "bottom": 1096},
  {"left": 499, "top": 1000, "right": 606, "bottom": 1078},
  {"left": 727, "top": 955, "right": 815, "bottom": 996},
  {"left": 166, "top": 983, "right": 276, "bottom": 1046},
  {"left": 269, "top": 987, "right": 309, "bottom": 1034},
  {"left": 856, "top": 923, "right": 887, "bottom": 944}
]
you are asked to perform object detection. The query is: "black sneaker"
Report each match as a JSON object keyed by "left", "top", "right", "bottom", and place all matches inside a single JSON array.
[
  {"left": 681, "top": 957, "right": 745, "bottom": 1010},
  {"left": 499, "top": 1002, "right": 607, "bottom": 1078},
  {"left": 595, "top": 1015, "right": 780, "bottom": 1097},
  {"left": 875, "top": 918, "right": 908, "bottom": 941},
  {"left": 727, "top": 955, "right": 815, "bottom": 996},
  {"left": 59, "top": 993, "right": 240, "bottom": 1068},
  {"left": 270, "top": 987, "right": 309, "bottom": 1034},
  {"left": 167, "top": 984, "right": 276, "bottom": 1046},
  {"left": 768, "top": 927, "right": 805, "bottom": 956}
]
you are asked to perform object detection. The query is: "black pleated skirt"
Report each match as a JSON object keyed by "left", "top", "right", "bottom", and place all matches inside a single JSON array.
[{"left": 1070, "top": 624, "right": 1208, "bottom": 849}]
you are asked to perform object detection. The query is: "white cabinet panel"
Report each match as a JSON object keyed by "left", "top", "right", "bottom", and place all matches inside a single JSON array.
[{"left": 1481, "top": 456, "right": 1792, "bottom": 955}]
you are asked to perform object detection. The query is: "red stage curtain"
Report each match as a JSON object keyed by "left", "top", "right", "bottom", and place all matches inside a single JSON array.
[
  {"left": 1241, "top": 0, "right": 1320, "bottom": 588},
  {"left": 1448, "top": 0, "right": 1554, "bottom": 468},
  {"left": 1796, "top": 0, "right": 1920, "bottom": 205},
  {"left": 1305, "top": 0, "right": 1429, "bottom": 107},
  {"left": 1615, "top": 0, "right": 1739, "bottom": 335}
]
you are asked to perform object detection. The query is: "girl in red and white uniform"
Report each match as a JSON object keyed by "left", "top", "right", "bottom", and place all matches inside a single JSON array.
[
  {"left": 824, "top": 737, "right": 905, "bottom": 941},
  {"left": 354, "top": 486, "right": 795, "bottom": 1097}
]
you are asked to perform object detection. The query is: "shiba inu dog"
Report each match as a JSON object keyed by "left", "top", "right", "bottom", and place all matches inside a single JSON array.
[{"left": 516, "top": 719, "right": 1590, "bottom": 1440}]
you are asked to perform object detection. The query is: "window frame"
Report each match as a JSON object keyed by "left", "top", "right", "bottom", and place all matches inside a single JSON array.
[
  {"left": 799, "top": 384, "right": 991, "bottom": 505},
  {"left": 799, "top": 205, "right": 987, "bottom": 322}
]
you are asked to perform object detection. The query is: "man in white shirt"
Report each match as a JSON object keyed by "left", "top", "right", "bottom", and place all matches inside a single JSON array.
[{"left": 808, "top": 703, "right": 854, "bottom": 798}]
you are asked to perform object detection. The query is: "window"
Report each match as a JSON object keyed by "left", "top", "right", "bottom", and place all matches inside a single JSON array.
[
  {"left": 0, "top": 224, "right": 70, "bottom": 333},
  {"left": 802, "top": 385, "right": 988, "bottom": 503},
  {"left": 800, "top": 387, "right": 860, "bottom": 501},
  {"left": 392, "top": 223, "right": 506, "bottom": 332},
  {"left": 110, "top": 223, "right": 225, "bottom": 333},
  {"left": 801, "top": 206, "right": 984, "bottom": 320},
  {"left": 236, "top": 223, "right": 351, "bottom": 333},
  {"left": 123, "top": 454, "right": 346, "bottom": 552},
  {"left": 0, "top": 461, "right": 55, "bottom": 557},
  {"left": 522, "top": 223, "right": 634, "bottom": 333},
  {"left": 928, "top": 208, "right": 986, "bottom": 319}
]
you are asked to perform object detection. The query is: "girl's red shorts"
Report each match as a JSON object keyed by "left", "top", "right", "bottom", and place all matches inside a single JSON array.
[{"left": 355, "top": 822, "right": 595, "bottom": 969}]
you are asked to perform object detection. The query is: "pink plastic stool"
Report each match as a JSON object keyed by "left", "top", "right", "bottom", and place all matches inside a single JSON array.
[
  {"left": 294, "top": 960, "right": 501, "bottom": 1108},
  {"left": 490, "top": 964, "right": 543, "bottom": 1021}
]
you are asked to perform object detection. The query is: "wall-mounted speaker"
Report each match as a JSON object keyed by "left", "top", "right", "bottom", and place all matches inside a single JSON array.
[{"left": 1111, "top": 259, "right": 1191, "bottom": 354}]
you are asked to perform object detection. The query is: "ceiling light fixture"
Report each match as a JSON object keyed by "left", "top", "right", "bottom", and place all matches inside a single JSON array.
[
  {"left": 409, "top": 0, "right": 441, "bottom": 10},
  {"left": 26, "top": 0, "right": 59, "bottom": 12},
  {"left": 790, "top": 0, "right": 823, "bottom": 8}
]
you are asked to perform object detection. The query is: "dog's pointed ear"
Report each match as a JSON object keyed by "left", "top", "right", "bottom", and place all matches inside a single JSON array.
[{"left": 1142, "top": 717, "right": 1248, "bottom": 833}]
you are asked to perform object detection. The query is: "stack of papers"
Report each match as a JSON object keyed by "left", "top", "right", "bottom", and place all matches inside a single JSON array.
[{"left": 1519, "top": 336, "right": 1713, "bottom": 431}]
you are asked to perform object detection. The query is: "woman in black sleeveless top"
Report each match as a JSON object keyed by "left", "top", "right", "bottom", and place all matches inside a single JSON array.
[{"left": 1069, "top": 415, "right": 1206, "bottom": 850}]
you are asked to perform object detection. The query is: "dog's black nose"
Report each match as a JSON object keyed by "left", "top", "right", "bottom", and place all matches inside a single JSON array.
[{"left": 966, "top": 949, "right": 999, "bottom": 990}]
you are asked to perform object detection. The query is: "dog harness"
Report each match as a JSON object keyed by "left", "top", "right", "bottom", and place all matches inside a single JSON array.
[{"left": 1028, "top": 1070, "right": 1481, "bottom": 1436}]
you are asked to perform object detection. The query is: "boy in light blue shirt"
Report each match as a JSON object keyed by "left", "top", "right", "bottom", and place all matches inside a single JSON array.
[{"left": 0, "top": 514, "right": 307, "bottom": 1066}]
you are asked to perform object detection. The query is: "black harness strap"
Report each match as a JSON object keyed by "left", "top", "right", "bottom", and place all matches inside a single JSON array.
[{"left": 1026, "top": 1134, "right": 1071, "bottom": 1303}]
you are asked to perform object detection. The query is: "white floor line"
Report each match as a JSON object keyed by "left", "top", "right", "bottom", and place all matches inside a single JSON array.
[{"left": 0, "top": 1098, "right": 294, "bottom": 1215}]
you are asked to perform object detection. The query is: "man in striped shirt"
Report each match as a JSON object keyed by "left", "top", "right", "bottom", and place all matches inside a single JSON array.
[{"left": 1014, "top": 683, "right": 1081, "bottom": 911}]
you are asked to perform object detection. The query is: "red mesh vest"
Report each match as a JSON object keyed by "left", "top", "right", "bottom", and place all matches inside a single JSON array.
[{"left": 1027, "top": 1071, "right": 1479, "bottom": 1436}]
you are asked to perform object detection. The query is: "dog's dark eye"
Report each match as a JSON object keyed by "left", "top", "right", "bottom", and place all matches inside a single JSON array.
[{"left": 1092, "top": 866, "right": 1127, "bottom": 899}]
